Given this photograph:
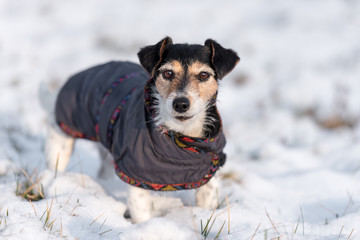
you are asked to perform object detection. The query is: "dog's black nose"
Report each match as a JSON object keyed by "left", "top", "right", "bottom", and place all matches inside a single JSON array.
[{"left": 173, "top": 97, "right": 190, "bottom": 113}]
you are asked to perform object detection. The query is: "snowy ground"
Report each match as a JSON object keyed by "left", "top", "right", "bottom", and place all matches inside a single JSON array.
[{"left": 1, "top": 0, "right": 360, "bottom": 239}]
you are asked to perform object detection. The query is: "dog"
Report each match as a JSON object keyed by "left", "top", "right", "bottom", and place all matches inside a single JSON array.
[{"left": 43, "top": 37, "right": 239, "bottom": 223}]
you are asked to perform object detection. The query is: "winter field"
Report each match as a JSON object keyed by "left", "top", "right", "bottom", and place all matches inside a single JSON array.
[{"left": 1, "top": 0, "right": 360, "bottom": 239}]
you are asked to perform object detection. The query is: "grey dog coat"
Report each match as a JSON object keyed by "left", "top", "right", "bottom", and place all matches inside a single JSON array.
[{"left": 55, "top": 61, "right": 226, "bottom": 191}]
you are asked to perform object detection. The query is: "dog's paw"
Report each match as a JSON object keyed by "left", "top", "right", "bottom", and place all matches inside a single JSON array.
[{"left": 127, "top": 186, "right": 152, "bottom": 223}]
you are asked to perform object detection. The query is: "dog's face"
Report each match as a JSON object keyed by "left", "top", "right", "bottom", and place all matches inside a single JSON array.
[{"left": 138, "top": 37, "right": 239, "bottom": 138}]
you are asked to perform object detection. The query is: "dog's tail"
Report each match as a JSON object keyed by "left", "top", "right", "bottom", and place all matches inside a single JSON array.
[{"left": 38, "top": 82, "right": 58, "bottom": 114}]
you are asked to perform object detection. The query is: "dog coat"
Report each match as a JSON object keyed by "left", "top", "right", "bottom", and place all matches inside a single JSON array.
[{"left": 55, "top": 61, "right": 226, "bottom": 191}]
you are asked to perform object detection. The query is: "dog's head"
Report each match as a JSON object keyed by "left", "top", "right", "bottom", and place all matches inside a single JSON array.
[{"left": 138, "top": 37, "right": 239, "bottom": 138}]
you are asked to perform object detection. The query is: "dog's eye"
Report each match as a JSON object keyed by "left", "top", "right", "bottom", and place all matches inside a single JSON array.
[
  {"left": 162, "top": 70, "right": 174, "bottom": 80},
  {"left": 198, "top": 72, "right": 210, "bottom": 81}
]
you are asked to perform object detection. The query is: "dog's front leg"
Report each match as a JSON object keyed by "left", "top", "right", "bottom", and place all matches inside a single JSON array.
[
  {"left": 127, "top": 186, "right": 152, "bottom": 223},
  {"left": 196, "top": 176, "right": 219, "bottom": 209}
]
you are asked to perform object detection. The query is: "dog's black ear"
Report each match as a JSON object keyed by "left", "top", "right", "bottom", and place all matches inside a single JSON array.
[
  {"left": 138, "top": 37, "right": 173, "bottom": 77},
  {"left": 204, "top": 39, "right": 240, "bottom": 80}
]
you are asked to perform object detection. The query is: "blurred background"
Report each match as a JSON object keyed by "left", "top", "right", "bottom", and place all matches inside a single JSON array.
[{"left": 1, "top": 0, "right": 360, "bottom": 238}]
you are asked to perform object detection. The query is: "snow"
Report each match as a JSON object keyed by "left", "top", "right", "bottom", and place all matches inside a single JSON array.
[{"left": 1, "top": 0, "right": 360, "bottom": 239}]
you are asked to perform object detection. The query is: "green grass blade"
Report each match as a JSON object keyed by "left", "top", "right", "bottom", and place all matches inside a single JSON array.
[{"left": 214, "top": 220, "right": 226, "bottom": 240}]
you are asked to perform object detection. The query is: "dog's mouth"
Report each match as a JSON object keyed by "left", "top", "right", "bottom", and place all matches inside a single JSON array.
[{"left": 175, "top": 115, "right": 193, "bottom": 121}]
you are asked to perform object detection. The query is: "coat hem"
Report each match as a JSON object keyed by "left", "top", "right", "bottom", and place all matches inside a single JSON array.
[{"left": 114, "top": 152, "right": 221, "bottom": 191}]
